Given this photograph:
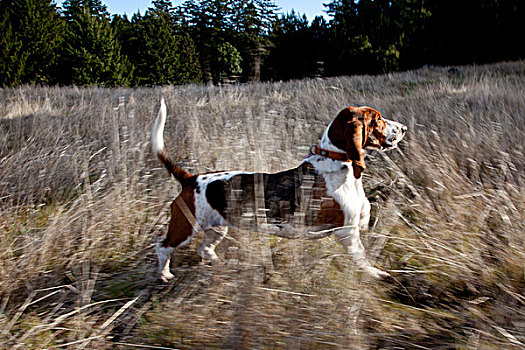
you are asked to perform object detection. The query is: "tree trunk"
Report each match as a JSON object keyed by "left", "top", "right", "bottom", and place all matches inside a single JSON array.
[{"left": 249, "top": 40, "right": 262, "bottom": 82}]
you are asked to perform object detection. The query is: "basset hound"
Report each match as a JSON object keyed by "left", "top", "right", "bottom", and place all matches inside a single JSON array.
[{"left": 152, "top": 99, "right": 406, "bottom": 281}]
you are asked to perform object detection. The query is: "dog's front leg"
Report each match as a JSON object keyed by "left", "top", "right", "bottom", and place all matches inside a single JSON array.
[
  {"left": 198, "top": 226, "right": 228, "bottom": 264},
  {"left": 359, "top": 197, "right": 371, "bottom": 232},
  {"left": 333, "top": 225, "right": 389, "bottom": 279},
  {"left": 355, "top": 178, "right": 371, "bottom": 232}
]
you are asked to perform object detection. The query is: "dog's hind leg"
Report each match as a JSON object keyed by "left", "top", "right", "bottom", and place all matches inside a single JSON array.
[
  {"left": 156, "top": 242, "right": 175, "bottom": 282},
  {"left": 198, "top": 226, "right": 228, "bottom": 264},
  {"left": 156, "top": 194, "right": 197, "bottom": 282}
]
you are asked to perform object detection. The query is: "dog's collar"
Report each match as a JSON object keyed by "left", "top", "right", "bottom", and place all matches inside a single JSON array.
[{"left": 310, "top": 145, "right": 350, "bottom": 162}]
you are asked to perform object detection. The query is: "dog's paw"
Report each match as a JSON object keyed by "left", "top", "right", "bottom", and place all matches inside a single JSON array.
[
  {"left": 159, "top": 271, "right": 174, "bottom": 283},
  {"left": 364, "top": 266, "right": 390, "bottom": 279},
  {"left": 198, "top": 247, "right": 221, "bottom": 265}
]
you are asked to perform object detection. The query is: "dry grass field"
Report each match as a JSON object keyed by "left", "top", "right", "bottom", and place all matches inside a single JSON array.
[{"left": 1, "top": 61, "right": 524, "bottom": 349}]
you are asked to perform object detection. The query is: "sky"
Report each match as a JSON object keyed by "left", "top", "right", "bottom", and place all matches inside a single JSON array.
[{"left": 56, "top": 0, "right": 330, "bottom": 21}]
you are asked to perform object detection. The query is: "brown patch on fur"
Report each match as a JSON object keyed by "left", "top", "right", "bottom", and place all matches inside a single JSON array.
[
  {"left": 327, "top": 106, "right": 387, "bottom": 179},
  {"left": 313, "top": 177, "right": 345, "bottom": 228},
  {"left": 157, "top": 150, "right": 194, "bottom": 186},
  {"left": 161, "top": 182, "right": 198, "bottom": 248}
]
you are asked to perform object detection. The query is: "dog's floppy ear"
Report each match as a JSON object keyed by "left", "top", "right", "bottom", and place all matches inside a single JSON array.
[{"left": 345, "top": 120, "right": 366, "bottom": 179}]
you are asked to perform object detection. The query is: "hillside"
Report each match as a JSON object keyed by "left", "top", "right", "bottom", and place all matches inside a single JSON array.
[{"left": 1, "top": 62, "right": 524, "bottom": 349}]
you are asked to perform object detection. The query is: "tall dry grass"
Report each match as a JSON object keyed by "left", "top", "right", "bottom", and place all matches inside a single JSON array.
[{"left": 0, "top": 61, "right": 524, "bottom": 349}]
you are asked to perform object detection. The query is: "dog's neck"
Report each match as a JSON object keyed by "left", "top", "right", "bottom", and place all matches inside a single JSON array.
[{"left": 306, "top": 121, "right": 354, "bottom": 175}]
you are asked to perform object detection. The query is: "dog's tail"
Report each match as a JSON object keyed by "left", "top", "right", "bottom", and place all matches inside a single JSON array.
[{"left": 152, "top": 98, "right": 193, "bottom": 184}]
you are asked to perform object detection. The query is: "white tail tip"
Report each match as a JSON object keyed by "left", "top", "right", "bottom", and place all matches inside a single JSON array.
[
  {"left": 152, "top": 98, "right": 167, "bottom": 155},
  {"left": 160, "top": 97, "right": 166, "bottom": 114}
]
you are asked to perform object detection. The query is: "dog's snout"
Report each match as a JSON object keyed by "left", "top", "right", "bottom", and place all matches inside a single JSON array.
[{"left": 401, "top": 125, "right": 407, "bottom": 134}]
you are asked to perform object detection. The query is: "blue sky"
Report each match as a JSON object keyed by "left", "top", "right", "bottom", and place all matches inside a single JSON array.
[{"left": 56, "top": 0, "right": 330, "bottom": 21}]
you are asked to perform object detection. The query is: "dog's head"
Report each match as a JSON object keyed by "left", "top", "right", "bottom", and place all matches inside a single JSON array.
[
  {"left": 361, "top": 107, "right": 407, "bottom": 151},
  {"left": 328, "top": 106, "right": 407, "bottom": 178}
]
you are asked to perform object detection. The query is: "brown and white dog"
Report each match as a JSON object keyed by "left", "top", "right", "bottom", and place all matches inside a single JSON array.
[{"left": 152, "top": 99, "right": 406, "bottom": 281}]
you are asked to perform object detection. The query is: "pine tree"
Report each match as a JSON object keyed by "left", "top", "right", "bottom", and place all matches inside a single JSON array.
[
  {"left": 231, "top": 0, "right": 279, "bottom": 82},
  {"left": 132, "top": 1, "right": 201, "bottom": 85},
  {"left": 265, "top": 11, "right": 332, "bottom": 81},
  {"left": 0, "top": 0, "right": 64, "bottom": 85},
  {"left": 181, "top": 0, "right": 238, "bottom": 84},
  {"left": 61, "top": 0, "right": 109, "bottom": 21},
  {"left": 181, "top": 0, "right": 278, "bottom": 83},
  {"left": 216, "top": 42, "right": 243, "bottom": 82},
  {"left": 61, "top": 1, "right": 132, "bottom": 86},
  {"left": 0, "top": 15, "right": 27, "bottom": 86},
  {"left": 151, "top": 0, "right": 175, "bottom": 16},
  {"left": 325, "top": 0, "right": 430, "bottom": 74},
  {"left": 111, "top": 14, "right": 138, "bottom": 71},
  {"left": 325, "top": 0, "right": 370, "bottom": 75}
]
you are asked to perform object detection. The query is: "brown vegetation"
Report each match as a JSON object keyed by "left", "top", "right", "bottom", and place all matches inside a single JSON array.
[{"left": 1, "top": 62, "right": 524, "bottom": 349}]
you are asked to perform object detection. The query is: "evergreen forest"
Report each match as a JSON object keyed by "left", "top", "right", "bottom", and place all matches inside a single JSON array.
[{"left": 1, "top": 0, "right": 523, "bottom": 87}]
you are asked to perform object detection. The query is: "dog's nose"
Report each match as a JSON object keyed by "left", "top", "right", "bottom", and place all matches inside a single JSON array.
[{"left": 401, "top": 125, "right": 407, "bottom": 134}]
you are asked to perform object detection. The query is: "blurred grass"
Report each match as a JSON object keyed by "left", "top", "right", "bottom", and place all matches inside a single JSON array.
[{"left": 1, "top": 61, "right": 524, "bottom": 349}]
